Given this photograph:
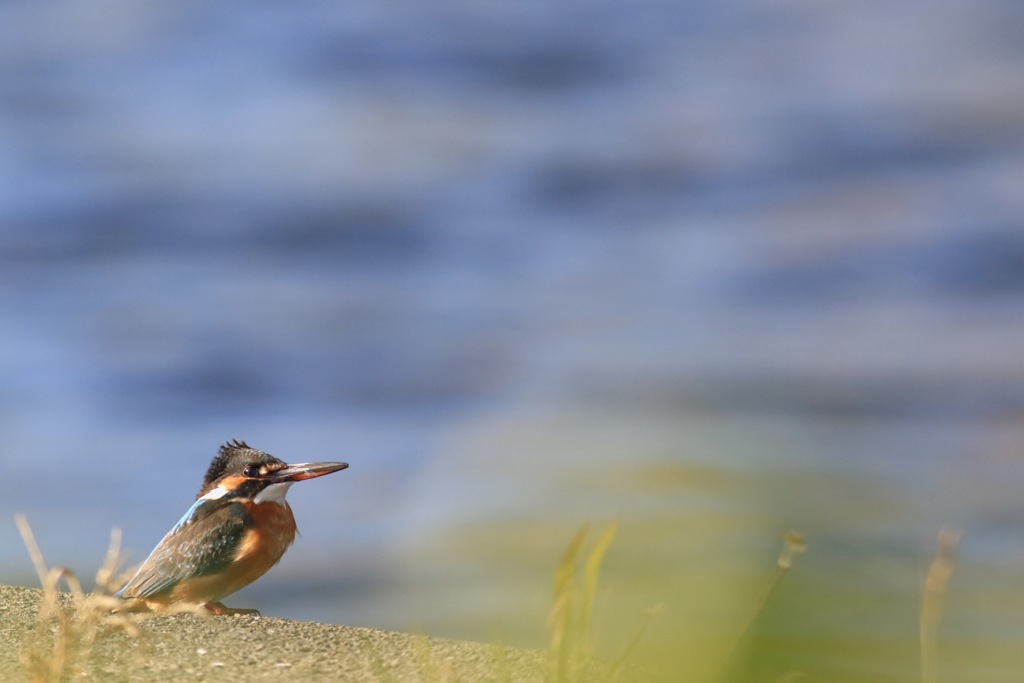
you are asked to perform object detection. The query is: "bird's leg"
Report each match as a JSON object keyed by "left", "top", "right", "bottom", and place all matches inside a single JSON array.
[{"left": 204, "top": 601, "right": 261, "bottom": 616}]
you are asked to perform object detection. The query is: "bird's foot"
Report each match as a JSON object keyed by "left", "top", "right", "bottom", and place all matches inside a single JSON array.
[{"left": 204, "top": 601, "right": 261, "bottom": 616}]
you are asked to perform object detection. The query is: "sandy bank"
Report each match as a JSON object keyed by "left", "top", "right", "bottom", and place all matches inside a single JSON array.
[{"left": 0, "top": 584, "right": 546, "bottom": 682}]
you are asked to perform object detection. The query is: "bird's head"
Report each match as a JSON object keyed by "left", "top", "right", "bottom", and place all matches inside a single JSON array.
[{"left": 197, "top": 439, "right": 348, "bottom": 505}]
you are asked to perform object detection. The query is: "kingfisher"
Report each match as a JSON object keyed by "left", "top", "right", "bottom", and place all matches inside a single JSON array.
[{"left": 115, "top": 439, "right": 348, "bottom": 615}]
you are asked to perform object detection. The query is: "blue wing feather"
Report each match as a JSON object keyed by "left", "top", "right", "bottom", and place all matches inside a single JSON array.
[
  {"left": 116, "top": 499, "right": 250, "bottom": 599},
  {"left": 171, "top": 497, "right": 212, "bottom": 532}
]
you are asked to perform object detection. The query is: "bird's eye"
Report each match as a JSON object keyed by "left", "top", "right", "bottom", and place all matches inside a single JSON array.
[{"left": 242, "top": 464, "right": 260, "bottom": 478}]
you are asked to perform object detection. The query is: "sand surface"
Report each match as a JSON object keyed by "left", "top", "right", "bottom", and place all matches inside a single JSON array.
[{"left": 0, "top": 584, "right": 546, "bottom": 682}]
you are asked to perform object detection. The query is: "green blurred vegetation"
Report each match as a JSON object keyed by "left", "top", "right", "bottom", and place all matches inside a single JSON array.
[{"left": 400, "top": 449, "right": 1024, "bottom": 683}]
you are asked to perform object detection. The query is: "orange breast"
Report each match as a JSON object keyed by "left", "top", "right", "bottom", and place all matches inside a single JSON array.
[{"left": 169, "top": 501, "right": 297, "bottom": 605}]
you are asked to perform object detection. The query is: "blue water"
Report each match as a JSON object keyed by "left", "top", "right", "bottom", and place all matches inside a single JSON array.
[{"left": 3, "top": 0, "right": 1024, "bottom": 665}]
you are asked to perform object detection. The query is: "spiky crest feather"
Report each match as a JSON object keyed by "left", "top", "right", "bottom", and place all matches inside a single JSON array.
[{"left": 198, "top": 440, "right": 284, "bottom": 497}]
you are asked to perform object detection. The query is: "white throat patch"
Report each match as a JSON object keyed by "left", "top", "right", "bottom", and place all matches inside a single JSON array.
[{"left": 254, "top": 481, "right": 294, "bottom": 505}]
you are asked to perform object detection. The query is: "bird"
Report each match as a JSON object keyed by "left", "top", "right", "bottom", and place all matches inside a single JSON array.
[{"left": 115, "top": 439, "right": 348, "bottom": 615}]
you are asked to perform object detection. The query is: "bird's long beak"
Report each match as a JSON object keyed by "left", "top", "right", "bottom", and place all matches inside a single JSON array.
[{"left": 269, "top": 461, "right": 348, "bottom": 483}]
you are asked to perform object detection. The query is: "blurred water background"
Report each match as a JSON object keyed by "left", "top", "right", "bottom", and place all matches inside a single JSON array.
[{"left": 3, "top": 1, "right": 1024, "bottom": 681}]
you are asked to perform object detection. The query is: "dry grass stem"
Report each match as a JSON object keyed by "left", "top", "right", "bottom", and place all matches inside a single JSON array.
[
  {"left": 716, "top": 530, "right": 807, "bottom": 681},
  {"left": 920, "top": 527, "right": 961, "bottom": 683},
  {"left": 14, "top": 514, "right": 196, "bottom": 682},
  {"left": 546, "top": 524, "right": 620, "bottom": 683}
]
